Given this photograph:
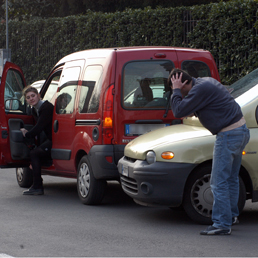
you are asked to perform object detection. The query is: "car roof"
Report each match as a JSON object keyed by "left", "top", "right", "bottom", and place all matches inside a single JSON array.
[
  {"left": 30, "top": 80, "right": 45, "bottom": 92},
  {"left": 56, "top": 46, "right": 209, "bottom": 66}
]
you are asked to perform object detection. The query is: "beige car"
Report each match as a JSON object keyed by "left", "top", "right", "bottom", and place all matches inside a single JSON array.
[{"left": 118, "top": 68, "right": 258, "bottom": 224}]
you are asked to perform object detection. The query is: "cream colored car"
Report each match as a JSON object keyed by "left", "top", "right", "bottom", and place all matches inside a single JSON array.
[{"left": 118, "top": 68, "right": 258, "bottom": 224}]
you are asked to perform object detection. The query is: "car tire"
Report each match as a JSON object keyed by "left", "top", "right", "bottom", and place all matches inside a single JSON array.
[
  {"left": 183, "top": 165, "right": 246, "bottom": 225},
  {"left": 16, "top": 167, "right": 33, "bottom": 188},
  {"left": 77, "top": 155, "right": 107, "bottom": 205}
]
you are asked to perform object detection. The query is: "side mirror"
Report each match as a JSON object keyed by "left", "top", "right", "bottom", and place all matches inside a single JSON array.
[{"left": 5, "top": 99, "right": 20, "bottom": 110}]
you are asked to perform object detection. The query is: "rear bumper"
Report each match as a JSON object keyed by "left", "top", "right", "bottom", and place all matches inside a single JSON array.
[
  {"left": 88, "top": 145, "right": 125, "bottom": 180},
  {"left": 117, "top": 156, "right": 196, "bottom": 206}
]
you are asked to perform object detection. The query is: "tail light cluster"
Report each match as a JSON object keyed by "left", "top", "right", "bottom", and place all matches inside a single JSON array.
[{"left": 103, "top": 84, "right": 114, "bottom": 144}]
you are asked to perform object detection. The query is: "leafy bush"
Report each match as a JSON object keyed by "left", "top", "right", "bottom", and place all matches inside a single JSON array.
[{"left": 0, "top": 0, "right": 257, "bottom": 85}]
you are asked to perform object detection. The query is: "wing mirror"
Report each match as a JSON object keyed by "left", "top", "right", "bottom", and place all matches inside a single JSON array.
[{"left": 5, "top": 99, "right": 20, "bottom": 110}]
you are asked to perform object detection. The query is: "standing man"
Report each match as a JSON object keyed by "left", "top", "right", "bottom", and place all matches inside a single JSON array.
[
  {"left": 20, "top": 86, "right": 54, "bottom": 195},
  {"left": 169, "top": 68, "right": 250, "bottom": 235}
]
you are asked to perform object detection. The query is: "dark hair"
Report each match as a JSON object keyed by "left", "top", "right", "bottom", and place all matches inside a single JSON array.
[
  {"left": 58, "top": 93, "right": 72, "bottom": 103},
  {"left": 167, "top": 68, "right": 192, "bottom": 88},
  {"left": 23, "top": 86, "right": 39, "bottom": 97}
]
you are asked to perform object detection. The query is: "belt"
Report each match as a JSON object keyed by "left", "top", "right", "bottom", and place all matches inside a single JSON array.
[{"left": 220, "top": 117, "right": 246, "bottom": 132}]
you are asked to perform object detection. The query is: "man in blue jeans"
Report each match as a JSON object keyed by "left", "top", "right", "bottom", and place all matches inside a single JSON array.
[{"left": 169, "top": 68, "right": 250, "bottom": 235}]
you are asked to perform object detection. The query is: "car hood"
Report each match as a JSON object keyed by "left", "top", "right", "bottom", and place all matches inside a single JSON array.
[{"left": 125, "top": 117, "right": 213, "bottom": 161}]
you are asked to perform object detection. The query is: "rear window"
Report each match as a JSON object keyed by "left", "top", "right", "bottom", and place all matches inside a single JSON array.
[
  {"left": 181, "top": 60, "right": 211, "bottom": 78},
  {"left": 122, "top": 60, "right": 174, "bottom": 109}
]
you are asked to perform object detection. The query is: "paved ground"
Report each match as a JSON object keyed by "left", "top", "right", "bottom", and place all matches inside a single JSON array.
[{"left": 0, "top": 168, "right": 258, "bottom": 257}]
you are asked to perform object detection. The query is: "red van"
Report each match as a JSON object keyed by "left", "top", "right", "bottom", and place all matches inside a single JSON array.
[{"left": 0, "top": 46, "right": 220, "bottom": 204}]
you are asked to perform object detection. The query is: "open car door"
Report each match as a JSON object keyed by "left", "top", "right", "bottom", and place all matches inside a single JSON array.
[{"left": 0, "top": 61, "right": 34, "bottom": 168}]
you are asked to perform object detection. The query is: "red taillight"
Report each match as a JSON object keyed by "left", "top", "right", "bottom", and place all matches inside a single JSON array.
[
  {"left": 105, "top": 156, "right": 113, "bottom": 163},
  {"left": 103, "top": 84, "right": 114, "bottom": 144}
]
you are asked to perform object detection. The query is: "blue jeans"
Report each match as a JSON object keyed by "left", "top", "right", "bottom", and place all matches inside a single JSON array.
[{"left": 211, "top": 124, "right": 250, "bottom": 230}]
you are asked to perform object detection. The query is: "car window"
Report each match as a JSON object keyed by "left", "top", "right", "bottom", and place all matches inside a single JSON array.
[
  {"left": 56, "top": 83, "right": 76, "bottom": 114},
  {"left": 55, "top": 66, "right": 80, "bottom": 115},
  {"left": 43, "top": 73, "right": 61, "bottom": 104},
  {"left": 78, "top": 65, "right": 103, "bottom": 113},
  {"left": 181, "top": 60, "right": 211, "bottom": 78},
  {"left": 122, "top": 60, "right": 174, "bottom": 109},
  {"left": 4, "top": 69, "right": 25, "bottom": 113}
]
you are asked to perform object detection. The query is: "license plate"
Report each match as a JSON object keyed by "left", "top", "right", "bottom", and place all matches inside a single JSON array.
[
  {"left": 122, "top": 165, "right": 129, "bottom": 177},
  {"left": 125, "top": 123, "right": 169, "bottom": 136}
]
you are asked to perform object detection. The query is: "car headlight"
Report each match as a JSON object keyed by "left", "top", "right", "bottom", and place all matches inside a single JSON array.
[{"left": 146, "top": 151, "right": 156, "bottom": 164}]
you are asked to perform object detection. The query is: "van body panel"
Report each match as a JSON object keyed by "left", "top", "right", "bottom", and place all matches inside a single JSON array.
[{"left": 51, "top": 59, "right": 85, "bottom": 172}]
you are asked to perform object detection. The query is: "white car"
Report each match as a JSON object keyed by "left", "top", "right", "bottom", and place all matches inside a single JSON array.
[
  {"left": 118, "top": 68, "right": 258, "bottom": 224},
  {"left": 30, "top": 80, "right": 45, "bottom": 92}
]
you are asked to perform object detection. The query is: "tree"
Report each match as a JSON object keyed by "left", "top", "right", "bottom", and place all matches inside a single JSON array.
[
  {"left": 1, "top": 0, "right": 231, "bottom": 21},
  {"left": 4, "top": 0, "right": 61, "bottom": 20}
]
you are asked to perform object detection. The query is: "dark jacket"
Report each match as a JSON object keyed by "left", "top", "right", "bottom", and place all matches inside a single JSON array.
[
  {"left": 171, "top": 77, "right": 243, "bottom": 135},
  {"left": 25, "top": 100, "right": 54, "bottom": 141}
]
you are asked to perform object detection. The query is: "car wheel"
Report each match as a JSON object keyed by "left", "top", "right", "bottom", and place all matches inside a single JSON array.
[
  {"left": 183, "top": 165, "right": 246, "bottom": 225},
  {"left": 16, "top": 167, "right": 33, "bottom": 188},
  {"left": 77, "top": 155, "right": 107, "bottom": 205}
]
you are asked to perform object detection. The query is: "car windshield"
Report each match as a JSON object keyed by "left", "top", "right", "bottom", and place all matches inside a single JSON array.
[{"left": 229, "top": 68, "right": 258, "bottom": 99}]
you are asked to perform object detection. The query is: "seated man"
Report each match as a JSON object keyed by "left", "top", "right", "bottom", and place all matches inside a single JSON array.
[
  {"left": 20, "top": 86, "right": 54, "bottom": 195},
  {"left": 133, "top": 78, "right": 153, "bottom": 107}
]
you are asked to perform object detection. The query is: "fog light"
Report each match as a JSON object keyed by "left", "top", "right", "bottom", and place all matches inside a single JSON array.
[{"left": 140, "top": 182, "right": 153, "bottom": 195}]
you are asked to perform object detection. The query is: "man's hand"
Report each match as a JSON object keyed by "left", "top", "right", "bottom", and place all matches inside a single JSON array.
[
  {"left": 20, "top": 128, "right": 28, "bottom": 137},
  {"left": 171, "top": 72, "right": 188, "bottom": 90}
]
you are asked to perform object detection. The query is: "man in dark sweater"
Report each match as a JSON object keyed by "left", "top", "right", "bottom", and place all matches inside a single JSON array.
[
  {"left": 20, "top": 86, "right": 54, "bottom": 195},
  {"left": 169, "top": 68, "right": 250, "bottom": 235}
]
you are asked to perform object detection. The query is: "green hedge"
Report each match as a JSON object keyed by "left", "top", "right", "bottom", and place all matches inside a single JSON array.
[{"left": 0, "top": 0, "right": 257, "bottom": 85}]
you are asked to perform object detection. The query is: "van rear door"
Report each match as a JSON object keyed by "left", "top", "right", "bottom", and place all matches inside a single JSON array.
[{"left": 114, "top": 48, "right": 179, "bottom": 145}]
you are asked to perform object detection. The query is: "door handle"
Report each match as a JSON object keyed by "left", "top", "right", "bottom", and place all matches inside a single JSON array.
[{"left": 53, "top": 120, "right": 59, "bottom": 133}]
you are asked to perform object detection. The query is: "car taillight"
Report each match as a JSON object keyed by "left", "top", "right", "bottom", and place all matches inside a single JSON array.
[{"left": 103, "top": 84, "right": 114, "bottom": 144}]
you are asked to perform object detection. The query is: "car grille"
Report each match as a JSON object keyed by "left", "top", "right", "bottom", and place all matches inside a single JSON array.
[
  {"left": 124, "top": 156, "right": 137, "bottom": 162},
  {"left": 120, "top": 175, "right": 138, "bottom": 194}
]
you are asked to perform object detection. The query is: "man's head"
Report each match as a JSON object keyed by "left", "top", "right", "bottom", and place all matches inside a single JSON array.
[
  {"left": 23, "top": 86, "right": 41, "bottom": 107},
  {"left": 57, "top": 93, "right": 72, "bottom": 109},
  {"left": 168, "top": 68, "right": 193, "bottom": 97}
]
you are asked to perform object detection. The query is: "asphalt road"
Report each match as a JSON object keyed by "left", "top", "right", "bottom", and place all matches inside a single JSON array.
[{"left": 0, "top": 168, "right": 258, "bottom": 257}]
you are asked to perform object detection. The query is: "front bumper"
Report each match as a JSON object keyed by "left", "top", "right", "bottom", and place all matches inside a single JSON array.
[{"left": 118, "top": 156, "right": 196, "bottom": 206}]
